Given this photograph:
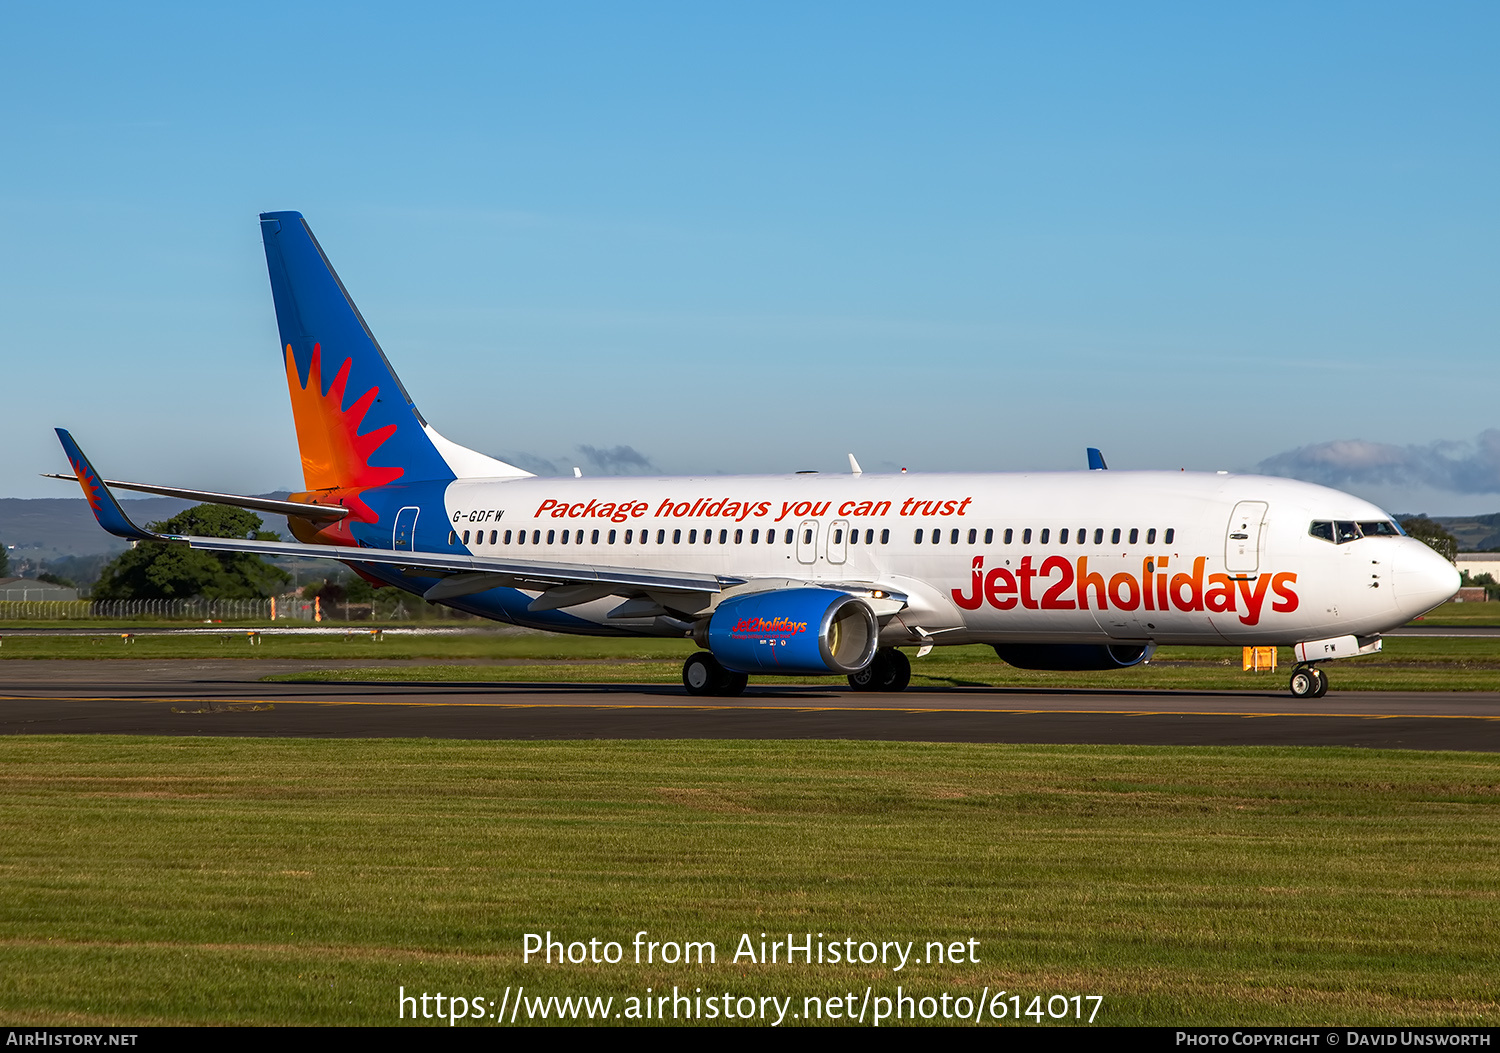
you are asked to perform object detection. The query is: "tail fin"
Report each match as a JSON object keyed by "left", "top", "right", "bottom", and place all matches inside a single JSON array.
[{"left": 259, "top": 211, "right": 531, "bottom": 490}]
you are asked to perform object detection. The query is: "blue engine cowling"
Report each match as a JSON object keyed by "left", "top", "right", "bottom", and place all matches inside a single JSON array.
[
  {"left": 992, "top": 643, "right": 1156, "bottom": 671},
  {"left": 706, "top": 588, "right": 879, "bottom": 675}
]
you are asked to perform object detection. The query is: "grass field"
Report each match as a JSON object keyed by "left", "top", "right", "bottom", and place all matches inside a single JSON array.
[
  {"left": 0, "top": 737, "right": 1495, "bottom": 1026},
  {"left": 2, "top": 621, "right": 1500, "bottom": 691}
]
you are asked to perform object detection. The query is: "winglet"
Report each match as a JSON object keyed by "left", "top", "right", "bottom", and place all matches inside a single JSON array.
[
  {"left": 54, "top": 429, "right": 163, "bottom": 542},
  {"left": 1086, "top": 447, "right": 1108, "bottom": 471}
]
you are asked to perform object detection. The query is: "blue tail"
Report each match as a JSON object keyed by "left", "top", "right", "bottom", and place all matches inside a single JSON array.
[{"left": 259, "top": 211, "right": 528, "bottom": 491}]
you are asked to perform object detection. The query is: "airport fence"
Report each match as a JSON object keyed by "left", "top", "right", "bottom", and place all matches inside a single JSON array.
[
  {"left": 0, "top": 597, "right": 432, "bottom": 622},
  {"left": 0, "top": 598, "right": 289, "bottom": 621}
]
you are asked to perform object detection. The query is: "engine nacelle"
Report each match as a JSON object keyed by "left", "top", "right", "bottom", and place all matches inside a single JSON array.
[
  {"left": 705, "top": 588, "right": 879, "bottom": 675},
  {"left": 992, "top": 643, "right": 1156, "bottom": 671}
]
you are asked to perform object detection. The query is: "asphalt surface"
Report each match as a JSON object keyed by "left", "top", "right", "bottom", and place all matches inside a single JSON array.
[{"left": 1, "top": 660, "right": 1497, "bottom": 750}]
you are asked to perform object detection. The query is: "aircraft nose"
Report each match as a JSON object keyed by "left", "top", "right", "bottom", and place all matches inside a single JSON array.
[{"left": 1392, "top": 539, "right": 1460, "bottom": 617}]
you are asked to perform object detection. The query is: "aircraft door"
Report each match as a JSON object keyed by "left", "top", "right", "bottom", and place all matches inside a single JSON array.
[
  {"left": 826, "top": 520, "right": 849, "bottom": 565},
  {"left": 796, "top": 519, "right": 819, "bottom": 564},
  {"left": 1225, "top": 501, "right": 1268, "bottom": 575},
  {"left": 393, "top": 506, "right": 420, "bottom": 550}
]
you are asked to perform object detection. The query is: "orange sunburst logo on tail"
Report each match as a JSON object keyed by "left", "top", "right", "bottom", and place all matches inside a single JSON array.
[{"left": 285, "top": 343, "right": 404, "bottom": 494}]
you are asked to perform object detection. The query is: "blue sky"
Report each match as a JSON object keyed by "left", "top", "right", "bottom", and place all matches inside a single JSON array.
[{"left": 3, "top": 3, "right": 1496, "bottom": 513}]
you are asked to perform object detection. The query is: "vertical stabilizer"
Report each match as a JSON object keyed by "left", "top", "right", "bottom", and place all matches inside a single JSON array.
[{"left": 259, "top": 211, "right": 531, "bottom": 490}]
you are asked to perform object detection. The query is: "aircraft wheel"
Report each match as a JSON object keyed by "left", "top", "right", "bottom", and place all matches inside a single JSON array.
[
  {"left": 717, "top": 671, "right": 749, "bottom": 698},
  {"left": 683, "top": 652, "right": 728, "bottom": 696},
  {"left": 847, "top": 648, "right": 912, "bottom": 692},
  {"left": 1310, "top": 667, "right": 1329, "bottom": 698},
  {"left": 1288, "top": 666, "right": 1318, "bottom": 699}
]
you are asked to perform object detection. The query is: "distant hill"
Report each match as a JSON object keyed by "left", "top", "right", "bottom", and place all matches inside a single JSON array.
[
  {"left": 0, "top": 493, "right": 293, "bottom": 562},
  {"left": 1431, "top": 513, "right": 1500, "bottom": 553}
]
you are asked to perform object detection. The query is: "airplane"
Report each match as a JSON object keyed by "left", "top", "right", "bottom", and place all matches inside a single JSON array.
[{"left": 52, "top": 211, "right": 1460, "bottom": 699}]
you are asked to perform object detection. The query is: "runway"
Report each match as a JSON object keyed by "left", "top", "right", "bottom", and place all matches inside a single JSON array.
[{"left": 2, "top": 661, "right": 1498, "bottom": 749}]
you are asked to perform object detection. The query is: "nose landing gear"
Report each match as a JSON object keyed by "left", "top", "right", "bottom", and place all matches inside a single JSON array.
[{"left": 1288, "top": 664, "right": 1328, "bottom": 699}]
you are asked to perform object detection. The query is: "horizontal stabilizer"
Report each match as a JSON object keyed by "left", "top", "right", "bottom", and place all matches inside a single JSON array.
[{"left": 41, "top": 474, "right": 348, "bottom": 522}]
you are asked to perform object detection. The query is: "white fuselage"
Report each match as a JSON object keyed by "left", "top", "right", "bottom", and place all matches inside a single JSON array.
[{"left": 432, "top": 469, "right": 1459, "bottom": 647}]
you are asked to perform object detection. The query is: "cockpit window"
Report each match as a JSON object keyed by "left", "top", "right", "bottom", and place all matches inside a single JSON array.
[{"left": 1311, "top": 520, "right": 1394, "bottom": 544}]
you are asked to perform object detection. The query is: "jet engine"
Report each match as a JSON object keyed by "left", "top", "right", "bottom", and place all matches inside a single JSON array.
[
  {"left": 699, "top": 588, "right": 879, "bottom": 675},
  {"left": 992, "top": 643, "right": 1155, "bottom": 670}
]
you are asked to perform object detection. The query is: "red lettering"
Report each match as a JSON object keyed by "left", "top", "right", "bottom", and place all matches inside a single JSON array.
[
  {"left": 1040, "top": 556, "right": 1076, "bottom": 609},
  {"left": 1076, "top": 557, "right": 1107, "bottom": 609},
  {"left": 1108, "top": 573, "right": 1140, "bottom": 610},
  {"left": 535, "top": 499, "right": 558, "bottom": 516},
  {"left": 1271, "top": 572, "right": 1299, "bottom": 613},
  {"left": 1236, "top": 575, "right": 1273, "bottom": 625},
  {"left": 1170, "top": 557, "right": 1205, "bottom": 612},
  {"left": 1204, "top": 573, "right": 1236, "bottom": 612},
  {"left": 952, "top": 557, "right": 985, "bottom": 610},
  {"left": 984, "top": 567, "right": 1017, "bottom": 610},
  {"left": 1017, "top": 557, "right": 1038, "bottom": 610}
]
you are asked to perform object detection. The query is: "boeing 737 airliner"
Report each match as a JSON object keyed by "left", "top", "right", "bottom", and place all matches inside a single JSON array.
[{"left": 54, "top": 212, "right": 1460, "bottom": 698}]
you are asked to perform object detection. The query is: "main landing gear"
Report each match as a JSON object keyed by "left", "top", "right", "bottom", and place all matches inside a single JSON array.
[
  {"left": 847, "top": 647, "right": 912, "bottom": 693},
  {"left": 682, "top": 652, "right": 748, "bottom": 697},
  {"left": 1288, "top": 664, "right": 1328, "bottom": 699}
]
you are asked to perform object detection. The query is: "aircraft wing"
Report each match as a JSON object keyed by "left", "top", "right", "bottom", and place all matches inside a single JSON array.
[{"left": 54, "top": 429, "right": 729, "bottom": 597}]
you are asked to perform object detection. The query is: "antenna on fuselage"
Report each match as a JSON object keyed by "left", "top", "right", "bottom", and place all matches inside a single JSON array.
[
  {"left": 573, "top": 466, "right": 582, "bottom": 478},
  {"left": 848, "top": 453, "right": 863, "bottom": 476}
]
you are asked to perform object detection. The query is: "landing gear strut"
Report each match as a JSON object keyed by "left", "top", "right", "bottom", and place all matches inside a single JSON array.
[
  {"left": 847, "top": 647, "right": 912, "bottom": 692},
  {"left": 682, "top": 651, "right": 748, "bottom": 697},
  {"left": 1288, "top": 664, "right": 1328, "bottom": 699}
]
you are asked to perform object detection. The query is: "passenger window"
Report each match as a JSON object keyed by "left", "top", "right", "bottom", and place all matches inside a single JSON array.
[
  {"left": 1040, "top": 528, "right": 1050, "bottom": 544},
  {"left": 656, "top": 529, "right": 665, "bottom": 544},
  {"left": 560, "top": 529, "right": 569, "bottom": 544},
  {"left": 984, "top": 528, "right": 993, "bottom": 544},
  {"left": 503, "top": 530, "right": 512, "bottom": 544},
  {"left": 1165, "top": 528, "right": 1175, "bottom": 545},
  {"left": 1094, "top": 528, "right": 1103, "bottom": 544},
  {"left": 545, "top": 530, "right": 554, "bottom": 544},
  {"left": 751, "top": 529, "right": 760, "bottom": 543},
  {"left": 689, "top": 529, "right": 698, "bottom": 543},
  {"left": 968, "top": 528, "right": 977, "bottom": 544},
  {"left": 804, "top": 529, "right": 813, "bottom": 544},
  {"left": 590, "top": 529, "right": 599, "bottom": 544},
  {"left": 608, "top": 529, "right": 617, "bottom": 544},
  {"left": 624, "top": 530, "right": 632, "bottom": 544},
  {"left": 735, "top": 529, "right": 743, "bottom": 544},
  {"left": 833, "top": 529, "right": 843, "bottom": 544},
  {"left": 931, "top": 529, "right": 941, "bottom": 544},
  {"left": 702, "top": 530, "right": 711, "bottom": 544},
  {"left": 1128, "top": 528, "right": 1138, "bottom": 544},
  {"left": 914, "top": 529, "right": 923, "bottom": 544},
  {"left": 673, "top": 529, "right": 681, "bottom": 544},
  {"left": 1023, "top": 528, "right": 1032, "bottom": 544},
  {"left": 784, "top": 529, "right": 794, "bottom": 544},
  {"left": 1111, "top": 528, "right": 1120, "bottom": 544},
  {"left": 1060, "top": 528, "right": 1070, "bottom": 544},
  {"left": 516, "top": 530, "right": 526, "bottom": 545},
  {"left": 880, "top": 529, "right": 890, "bottom": 544},
  {"left": 950, "top": 529, "right": 959, "bottom": 544},
  {"left": 719, "top": 529, "right": 728, "bottom": 544},
  {"left": 1003, "top": 528, "right": 1012, "bottom": 544},
  {"left": 1146, "top": 528, "right": 1156, "bottom": 544}
]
